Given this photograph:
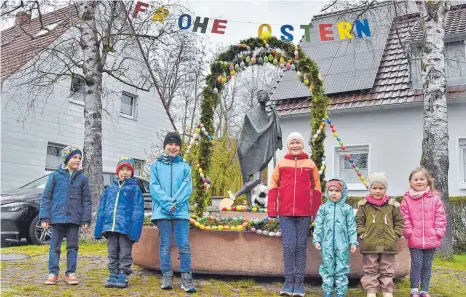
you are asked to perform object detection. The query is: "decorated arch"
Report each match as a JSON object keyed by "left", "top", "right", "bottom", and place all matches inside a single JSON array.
[{"left": 190, "top": 36, "right": 329, "bottom": 216}]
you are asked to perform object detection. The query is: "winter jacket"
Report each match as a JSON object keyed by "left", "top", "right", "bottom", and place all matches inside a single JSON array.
[
  {"left": 94, "top": 177, "right": 145, "bottom": 242},
  {"left": 356, "top": 197, "right": 404, "bottom": 254},
  {"left": 39, "top": 166, "right": 92, "bottom": 225},
  {"left": 268, "top": 152, "right": 322, "bottom": 218},
  {"left": 400, "top": 190, "right": 447, "bottom": 249},
  {"left": 150, "top": 155, "right": 193, "bottom": 220},
  {"left": 312, "top": 178, "right": 358, "bottom": 251}
]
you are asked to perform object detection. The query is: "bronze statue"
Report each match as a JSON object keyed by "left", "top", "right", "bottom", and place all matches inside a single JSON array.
[{"left": 230, "top": 90, "right": 283, "bottom": 204}]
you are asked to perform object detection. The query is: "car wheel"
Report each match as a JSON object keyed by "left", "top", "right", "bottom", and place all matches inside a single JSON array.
[{"left": 28, "top": 214, "right": 51, "bottom": 245}]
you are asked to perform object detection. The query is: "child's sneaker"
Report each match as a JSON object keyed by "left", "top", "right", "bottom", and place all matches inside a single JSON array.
[
  {"left": 161, "top": 270, "right": 173, "bottom": 290},
  {"left": 367, "top": 293, "right": 377, "bottom": 297},
  {"left": 292, "top": 281, "right": 305, "bottom": 297},
  {"left": 279, "top": 280, "right": 293, "bottom": 296},
  {"left": 44, "top": 274, "right": 58, "bottom": 285},
  {"left": 322, "top": 293, "right": 333, "bottom": 297},
  {"left": 383, "top": 293, "right": 393, "bottom": 297},
  {"left": 114, "top": 273, "right": 128, "bottom": 288},
  {"left": 336, "top": 294, "right": 346, "bottom": 297},
  {"left": 420, "top": 292, "right": 431, "bottom": 297},
  {"left": 410, "top": 292, "right": 421, "bottom": 297},
  {"left": 105, "top": 272, "right": 118, "bottom": 288},
  {"left": 180, "top": 272, "right": 196, "bottom": 293},
  {"left": 65, "top": 273, "right": 79, "bottom": 285}
]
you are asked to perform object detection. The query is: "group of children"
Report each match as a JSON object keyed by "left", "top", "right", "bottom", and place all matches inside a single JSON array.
[
  {"left": 268, "top": 132, "right": 447, "bottom": 297},
  {"left": 38, "top": 131, "right": 447, "bottom": 297},
  {"left": 39, "top": 132, "right": 196, "bottom": 292}
]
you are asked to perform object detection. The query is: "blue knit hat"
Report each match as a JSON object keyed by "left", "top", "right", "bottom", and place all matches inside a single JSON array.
[
  {"left": 116, "top": 156, "right": 135, "bottom": 177},
  {"left": 61, "top": 145, "right": 82, "bottom": 165}
]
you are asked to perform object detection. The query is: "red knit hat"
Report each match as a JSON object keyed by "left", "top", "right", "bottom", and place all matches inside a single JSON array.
[
  {"left": 327, "top": 180, "right": 343, "bottom": 192},
  {"left": 116, "top": 157, "right": 135, "bottom": 177}
]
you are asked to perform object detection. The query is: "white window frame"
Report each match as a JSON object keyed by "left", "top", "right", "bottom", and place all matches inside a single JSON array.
[
  {"left": 45, "top": 142, "right": 66, "bottom": 171},
  {"left": 133, "top": 158, "right": 145, "bottom": 177},
  {"left": 333, "top": 144, "right": 371, "bottom": 191},
  {"left": 458, "top": 137, "right": 466, "bottom": 189},
  {"left": 120, "top": 92, "right": 138, "bottom": 120},
  {"left": 69, "top": 74, "right": 85, "bottom": 106}
]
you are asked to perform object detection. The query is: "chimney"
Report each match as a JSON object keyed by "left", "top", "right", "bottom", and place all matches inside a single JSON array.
[{"left": 15, "top": 11, "right": 31, "bottom": 26}]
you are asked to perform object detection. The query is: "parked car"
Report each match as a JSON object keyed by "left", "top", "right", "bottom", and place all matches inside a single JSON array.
[{"left": 1, "top": 172, "right": 152, "bottom": 245}]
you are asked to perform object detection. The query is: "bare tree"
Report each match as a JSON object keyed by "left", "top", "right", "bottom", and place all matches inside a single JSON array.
[
  {"left": 416, "top": 0, "right": 453, "bottom": 259},
  {"left": 1, "top": 0, "right": 185, "bottom": 227}
]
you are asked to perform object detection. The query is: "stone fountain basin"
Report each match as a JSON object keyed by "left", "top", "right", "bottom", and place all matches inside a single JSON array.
[{"left": 133, "top": 226, "right": 410, "bottom": 278}]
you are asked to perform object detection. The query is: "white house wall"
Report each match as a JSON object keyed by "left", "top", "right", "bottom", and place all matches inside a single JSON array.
[{"left": 269, "top": 101, "right": 466, "bottom": 197}]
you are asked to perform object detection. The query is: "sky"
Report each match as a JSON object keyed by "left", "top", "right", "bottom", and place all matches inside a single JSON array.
[{"left": 176, "top": 0, "right": 330, "bottom": 49}]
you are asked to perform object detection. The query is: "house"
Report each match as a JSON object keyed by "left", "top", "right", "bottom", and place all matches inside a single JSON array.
[
  {"left": 269, "top": 2, "right": 466, "bottom": 197},
  {"left": 1, "top": 6, "right": 174, "bottom": 188}
]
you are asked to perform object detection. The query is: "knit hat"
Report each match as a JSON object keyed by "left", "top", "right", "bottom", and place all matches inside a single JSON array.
[
  {"left": 61, "top": 145, "right": 82, "bottom": 165},
  {"left": 367, "top": 172, "right": 388, "bottom": 189},
  {"left": 327, "top": 179, "right": 344, "bottom": 192},
  {"left": 286, "top": 132, "right": 304, "bottom": 145},
  {"left": 116, "top": 156, "right": 135, "bottom": 177},
  {"left": 163, "top": 132, "right": 182, "bottom": 148}
]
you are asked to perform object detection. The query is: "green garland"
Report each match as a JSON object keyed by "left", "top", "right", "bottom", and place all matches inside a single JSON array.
[{"left": 195, "top": 36, "right": 328, "bottom": 216}]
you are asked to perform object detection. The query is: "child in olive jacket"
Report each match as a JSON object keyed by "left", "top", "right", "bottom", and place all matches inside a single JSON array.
[{"left": 356, "top": 172, "right": 404, "bottom": 297}]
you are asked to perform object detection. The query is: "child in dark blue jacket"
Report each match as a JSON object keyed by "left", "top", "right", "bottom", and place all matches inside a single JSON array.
[
  {"left": 95, "top": 157, "right": 145, "bottom": 288},
  {"left": 39, "top": 145, "right": 92, "bottom": 285}
]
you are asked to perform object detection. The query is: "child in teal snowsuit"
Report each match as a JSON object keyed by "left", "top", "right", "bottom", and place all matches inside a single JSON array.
[{"left": 313, "top": 178, "right": 358, "bottom": 297}]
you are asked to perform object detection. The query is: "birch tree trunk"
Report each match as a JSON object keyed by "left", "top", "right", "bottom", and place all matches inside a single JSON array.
[
  {"left": 418, "top": 1, "right": 453, "bottom": 259},
  {"left": 79, "top": 2, "right": 104, "bottom": 227}
]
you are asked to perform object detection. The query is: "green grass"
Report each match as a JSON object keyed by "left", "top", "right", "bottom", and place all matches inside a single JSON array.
[
  {"left": 433, "top": 254, "right": 466, "bottom": 271},
  {"left": 1, "top": 243, "right": 465, "bottom": 297}
]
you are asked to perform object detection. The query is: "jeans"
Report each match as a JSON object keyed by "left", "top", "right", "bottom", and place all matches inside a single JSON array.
[
  {"left": 279, "top": 216, "right": 311, "bottom": 282},
  {"left": 156, "top": 219, "right": 192, "bottom": 273},
  {"left": 107, "top": 232, "right": 134, "bottom": 275},
  {"left": 48, "top": 223, "right": 80, "bottom": 275}
]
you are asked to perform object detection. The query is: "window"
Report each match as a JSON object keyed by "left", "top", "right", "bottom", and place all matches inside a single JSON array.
[
  {"left": 120, "top": 93, "right": 137, "bottom": 119},
  {"left": 69, "top": 74, "right": 85, "bottom": 105},
  {"left": 459, "top": 138, "right": 466, "bottom": 189},
  {"left": 133, "top": 158, "right": 145, "bottom": 177},
  {"left": 334, "top": 145, "right": 369, "bottom": 190},
  {"left": 45, "top": 142, "right": 66, "bottom": 171},
  {"left": 411, "top": 42, "right": 466, "bottom": 89}
]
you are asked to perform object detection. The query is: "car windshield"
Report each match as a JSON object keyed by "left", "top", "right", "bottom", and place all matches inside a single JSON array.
[{"left": 20, "top": 175, "right": 50, "bottom": 189}]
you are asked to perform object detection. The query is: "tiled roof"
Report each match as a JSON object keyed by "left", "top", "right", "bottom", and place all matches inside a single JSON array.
[
  {"left": 274, "top": 7, "right": 466, "bottom": 116},
  {"left": 1, "top": 6, "right": 76, "bottom": 81}
]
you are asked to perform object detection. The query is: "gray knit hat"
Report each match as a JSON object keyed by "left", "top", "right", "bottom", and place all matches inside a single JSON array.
[{"left": 367, "top": 172, "right": 388, "bottom": 189}]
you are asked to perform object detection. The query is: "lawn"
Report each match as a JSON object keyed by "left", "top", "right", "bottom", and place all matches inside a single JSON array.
[{"left": 1, "top": 242, "right": 465, "bottom": 297}]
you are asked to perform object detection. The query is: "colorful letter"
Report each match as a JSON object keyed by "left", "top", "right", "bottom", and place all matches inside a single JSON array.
[
  {"left": 178, "top": 14, "right": 191, "bottom": 30},
  {"left": 319, "top": 24, "right": 334, "bottom": 41},
  {"left": 300, "top": 24, "right": 311, "bottom": 42},
  {"left": 337, "top": 21, "right": 353, "bottom": 40},
  {"left": 258, "top": 23, "right": 272, "bottom": 38},
  {"left": 355, "top": 19, "right": 371, "bottom": 38},
  {"left": 133, "top": 1, "right": 149, "bottom": 18},
  {"left": 192, "top": 16, "right": 209, "bottom": 33},
  {"left": 152, "top": 7, "right": 169, "bottom": 24},
  {"left": 212, "top": 19, "right": 227, "bottom": 34},
  {"left": 280, "top": 25, "right": 294, "bottom": 41}
]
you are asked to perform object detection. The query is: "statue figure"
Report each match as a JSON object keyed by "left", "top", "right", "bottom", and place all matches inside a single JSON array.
[{"left": 230, "top": 90, "right": 283, "bottom": 204}]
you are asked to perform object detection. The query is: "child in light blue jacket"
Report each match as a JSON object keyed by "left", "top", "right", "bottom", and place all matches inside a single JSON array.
[{"left": 150, "top": 132, "right": 195, "bottom": 293}]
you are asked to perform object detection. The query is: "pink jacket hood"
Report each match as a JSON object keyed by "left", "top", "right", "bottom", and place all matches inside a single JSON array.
[{"left": 400, "top": 190, "right": 447, "bottom": 249}]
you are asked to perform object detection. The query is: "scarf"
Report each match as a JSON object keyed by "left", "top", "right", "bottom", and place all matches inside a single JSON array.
[
  {"left": 159, "top": 152, "right": 177, "bottom": 165},
  {"left": 365, "top": 194, "right": 389, "bottom": 206},
  {"left": 408, "top": 187, "right": 431, "bottom": 199}
]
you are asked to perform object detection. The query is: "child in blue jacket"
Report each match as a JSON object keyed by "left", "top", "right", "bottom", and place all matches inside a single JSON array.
[
  {"left": 40, "top": 145, "right": 92, "bottom": 286},
  {"left": 95, "top": 157, "right": 145, "bottom": 288},
  {"left": 150, "top": 132, "right": 196, "bottom": 293}
]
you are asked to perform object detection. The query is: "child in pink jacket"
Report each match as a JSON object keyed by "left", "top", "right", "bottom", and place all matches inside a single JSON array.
[{"left": 400, "top": 167, "right": 447, "bottom": 297}]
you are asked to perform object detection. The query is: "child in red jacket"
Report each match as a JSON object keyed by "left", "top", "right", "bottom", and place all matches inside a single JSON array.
[
  {"left": 268, "top": 132, "right": 322, "bottom": 297},
  {"left": 400, "top": 167, "right": 447, "bottom": 297}
]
